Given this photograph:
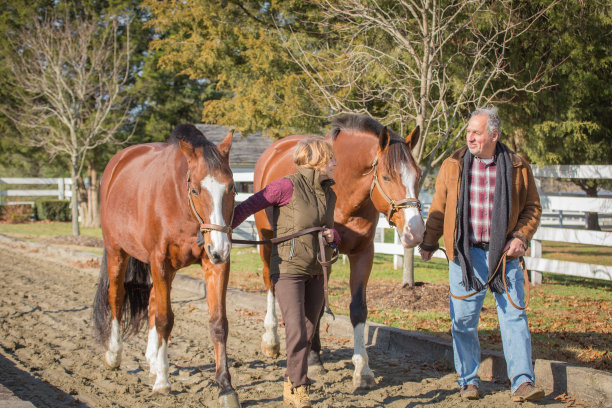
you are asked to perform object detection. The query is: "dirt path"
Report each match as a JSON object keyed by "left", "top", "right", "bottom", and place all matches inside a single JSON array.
[{"left": 0, "top": 241, "right": 567, "bottom": 407}]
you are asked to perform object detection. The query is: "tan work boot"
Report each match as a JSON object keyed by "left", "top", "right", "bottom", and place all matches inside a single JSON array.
[
  {"left": 512, "top": 382, "right": 545, "bottom": 402},
  {"left": 460, "top": 384, "right": 479, "bottom": 400},
  {"left": 283, "top": 379, "right": 312, "bottom": 408}
]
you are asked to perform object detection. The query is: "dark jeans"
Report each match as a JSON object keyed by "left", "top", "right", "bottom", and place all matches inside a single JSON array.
[{"left": 273, "top": 273, "right": 324, "bottom": 387}]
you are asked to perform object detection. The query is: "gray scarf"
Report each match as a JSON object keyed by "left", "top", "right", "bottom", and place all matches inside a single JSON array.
[{"left": 456, "top": 142, "right": 513, "bottom": 293}]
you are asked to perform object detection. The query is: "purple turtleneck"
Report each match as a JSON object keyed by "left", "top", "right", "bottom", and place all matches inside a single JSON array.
[{"left": 232, "top": 178, "right": 340, "bottom": 245}]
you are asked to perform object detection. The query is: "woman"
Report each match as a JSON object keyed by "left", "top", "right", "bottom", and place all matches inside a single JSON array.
[{"left": 232, "top": 138, "right": 339, "bottom": 408}]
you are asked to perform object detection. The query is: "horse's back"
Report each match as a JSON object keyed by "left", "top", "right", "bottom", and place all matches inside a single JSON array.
[
  {"left": 253, "top": 135, "right": 311, "bottom": 192},
  {"left": 101, "top": 143, "right": 168, "bottom": 199}
]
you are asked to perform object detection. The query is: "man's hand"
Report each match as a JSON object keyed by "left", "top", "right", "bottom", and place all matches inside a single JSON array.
[
  {"left": 322, "top": 228, "right": 335, "bottom": 244},
  {"left": 504, "top": 237, "right": 527, "bottom": 258},
  {"left": 420, "top": 249, "right": 434, "bottom": 261}
]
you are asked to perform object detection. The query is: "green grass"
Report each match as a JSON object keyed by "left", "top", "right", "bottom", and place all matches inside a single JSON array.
[{"left": 0, "top": 220, "right": 102, "bottom": 239}]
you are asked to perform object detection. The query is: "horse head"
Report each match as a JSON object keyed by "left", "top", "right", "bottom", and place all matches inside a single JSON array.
[
  {"left": 178, "top": 127, "right": 235, "bottom": 264},
  {"left": 370, "top": 125, "right": 425, "bottom": 248}
]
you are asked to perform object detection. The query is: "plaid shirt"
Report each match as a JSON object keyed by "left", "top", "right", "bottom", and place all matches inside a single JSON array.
[{"left": 469, "top": 155, "right": 497, "bottom": 244}]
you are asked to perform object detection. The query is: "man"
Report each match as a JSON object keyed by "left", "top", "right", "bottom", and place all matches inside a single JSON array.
[{"left": 420, "top": 107, "right": 544, "bottom": 402}]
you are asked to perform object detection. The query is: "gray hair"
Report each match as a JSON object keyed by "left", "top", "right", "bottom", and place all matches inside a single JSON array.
[{"left": 471, "top": 106, "right": 501, "bottom": 136}]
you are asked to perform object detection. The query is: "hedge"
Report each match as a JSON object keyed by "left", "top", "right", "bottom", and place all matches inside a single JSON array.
[{"left": 35, "top": 199, "right": 71, "bottom": 221}]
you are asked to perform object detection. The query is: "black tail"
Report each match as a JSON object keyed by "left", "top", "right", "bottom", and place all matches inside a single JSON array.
[{"left": 93, "top": 251, "right": 152, "bottom": 346}]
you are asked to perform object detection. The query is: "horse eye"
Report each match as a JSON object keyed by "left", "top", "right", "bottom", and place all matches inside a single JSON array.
[
  {"left": 191, "top": 188, "right": 199, "bottom": 196},
  {"left": 382, "top": 175, "right": 391, "bottom": 182}
]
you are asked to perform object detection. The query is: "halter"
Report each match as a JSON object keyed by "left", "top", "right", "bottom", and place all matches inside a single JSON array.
[
  {"left": 187, "top": 170, "right": 234, "bottom": 247},
  {"left": 364, "top": 157, "right": 421, "bottom": 227}
]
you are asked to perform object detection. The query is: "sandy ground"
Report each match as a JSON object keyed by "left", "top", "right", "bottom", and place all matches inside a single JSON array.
[{"left": 0, "top": 240, "right": 568, "bottom": 408}]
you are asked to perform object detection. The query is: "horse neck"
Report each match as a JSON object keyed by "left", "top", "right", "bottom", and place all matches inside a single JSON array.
[
  {"left": 330, "top": 131, "right": 379, "bottom": 216},
  {"left": 155, "top": 145, "right": 193, "bottom": 215}
]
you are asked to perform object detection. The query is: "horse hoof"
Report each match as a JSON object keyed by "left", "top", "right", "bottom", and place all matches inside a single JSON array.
[
  {"left": 261, "top": 341, "right": 280, "bottom": 358},
  {"left": 353, "top": 374, "right": 376, "bottom": 390},
  {"left": 307, "top": 363, "right": 326, "bottom": 378},
  {"left": 103, "top": 354, "right": 120, "bottom": 370},
  {"left": 218, "top": 391, "right": 241, "bottom": 408},
  {"left": 152, "top": 383, "right": 171, "bottom": 394},
  {"left": 307, "top": 350, "right": 325, "bottom": 377}
]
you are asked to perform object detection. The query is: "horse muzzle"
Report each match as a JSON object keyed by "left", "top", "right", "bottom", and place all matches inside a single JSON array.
[
  {"left": 400, "top": 214, "right": 425, "bottom": 248},
  {"left": 205, "top": 243, "right": 231, "bottom": 264}
]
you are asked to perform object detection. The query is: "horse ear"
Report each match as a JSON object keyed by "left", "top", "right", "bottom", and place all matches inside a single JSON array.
[
  {"left": 405, "top": 125, "right": 420, "bottom": 150},
  {"left": 378, "top": 126, "right": 391, "bottom": 151},
  {"left": 219, "top": 129, "right": 234, "bottom": 160},
  {"left": 178, "top": 140, "right": 196, "bottom": 164}
]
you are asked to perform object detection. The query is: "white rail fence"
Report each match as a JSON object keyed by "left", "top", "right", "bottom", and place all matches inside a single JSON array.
[
  {"left": 2, "top": 165, "right": 611, "bottom": 282},
  {"left": 0, "top": 178, "right": 73, "bottom": 204}
]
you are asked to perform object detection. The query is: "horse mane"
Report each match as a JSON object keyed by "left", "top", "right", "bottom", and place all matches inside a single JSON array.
[
  {"left": 327, "top": 114, "right": 416, "bottom": 173},
  {"left": 167, "top": 124, "right": 223, "bottom": 169},
  {"left": 327, "top": 114, "right": 401, "bottom": 140}
]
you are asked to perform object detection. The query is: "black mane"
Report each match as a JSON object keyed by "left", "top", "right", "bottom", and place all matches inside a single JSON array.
[
  {"left": 327, "top": 114, "right": 401, "bottom": 140},
  {"left": 326, "top": 114, "right": 416, "bottom": 174},
  {"left": 167, "top": 124, "right": 223, "bottom": 169}
]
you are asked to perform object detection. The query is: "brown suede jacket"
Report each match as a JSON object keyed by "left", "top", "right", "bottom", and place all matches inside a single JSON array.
[{"left": 420, "top": 145, "right": 542, "bottom": 261}]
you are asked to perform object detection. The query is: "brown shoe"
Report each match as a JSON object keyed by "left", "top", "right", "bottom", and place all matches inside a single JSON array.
[
  {"left": 460, "top": 384, "right": 479, "bottom": 400},
  {"left": 512, "top": 382, "right": 545, "bottom": 402},
  {"left": 283, "top": 379, "right": 312, "bottom": 408}
]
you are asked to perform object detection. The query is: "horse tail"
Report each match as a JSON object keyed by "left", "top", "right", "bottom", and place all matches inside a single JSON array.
[
  {"left": 93, "top": 251, "right": 152, "bottom": 345},
  {"left": 93, "top": 250, "right": 111, "bottom": 345},
  {"left": 121, "top": 256, "right": 152, "bottom": 338}
]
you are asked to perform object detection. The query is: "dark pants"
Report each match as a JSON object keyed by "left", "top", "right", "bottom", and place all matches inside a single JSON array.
[{"left": 273, "top": 273, "right": 324, "bottom": 387}]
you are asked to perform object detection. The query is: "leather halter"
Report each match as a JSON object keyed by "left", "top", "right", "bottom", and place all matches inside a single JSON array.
[
  {"left": 187, "top": 170, "right": 233, "bottom": 246},
  {"left": 364, "top": 157, "right": 421, "bottom": 227}
]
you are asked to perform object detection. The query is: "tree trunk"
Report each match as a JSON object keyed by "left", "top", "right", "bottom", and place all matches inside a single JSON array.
[
  {"left": 70, "top": 156, "right": 80, "bottom": 236},
  {"left": 77, "top": 177, "right": 89, "bottom": 227},
  {"left": 87, "top": 160, "right": 101, "bottom": 228},
  {"left": 583, "top": 184, "right": 601, "bottom": 231}
]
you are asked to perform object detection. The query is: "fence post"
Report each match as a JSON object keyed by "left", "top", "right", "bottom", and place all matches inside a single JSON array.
[
  {"left": 58, "top": 178, "right": 65, "bottom": 200},
  {"left": 402, "top": 249, "right": 414, "bottom": 287},
  {"left": 530, "top": 239, "right": 543, "bottom": 285},
  {"left": 393, "top": 230, "right": 402, "bottom": 269}
]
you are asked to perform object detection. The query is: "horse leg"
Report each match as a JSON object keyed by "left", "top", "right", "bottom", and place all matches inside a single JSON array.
[
  {"left": 307, "top": 307, "right": 325, "bottom": 377},
  {"left": 203, "top": 259, "right": 240, "bottom": 408},
  {"left": 260, "top": 243, "right": 280, "bottom": 358},
  {"left": 104, "top": 249, "right": 129, "bottom": 369},
  {"left": 149, "top": 260, "right": 174, "bottom": 394},
  {"left": 348, "top": 247, "right": 376, "bottom": 390},
  {"left": 145, "top": 287, "right": 158, "bottom": 377}
]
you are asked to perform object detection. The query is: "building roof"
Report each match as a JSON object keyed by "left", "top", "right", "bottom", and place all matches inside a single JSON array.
[{"left": 196, "top": 124, "right": 274, "bottom": 168}]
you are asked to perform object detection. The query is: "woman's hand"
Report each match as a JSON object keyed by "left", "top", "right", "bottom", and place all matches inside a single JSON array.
[{"left": 322, "top": 228, "right": 335, "bottom": 243}]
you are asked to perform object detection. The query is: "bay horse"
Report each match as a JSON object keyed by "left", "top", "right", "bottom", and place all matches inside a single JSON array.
[
  {"left": 254, "top": 114, "right": 424, "bottom": 389},
  {"left": 93, "top": 124, "right": 241, "bottom": 407}
]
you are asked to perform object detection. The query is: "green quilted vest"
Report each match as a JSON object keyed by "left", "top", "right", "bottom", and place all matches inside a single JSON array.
[{"left": 270, "top": 166, "right": 336, "bottom": 276}]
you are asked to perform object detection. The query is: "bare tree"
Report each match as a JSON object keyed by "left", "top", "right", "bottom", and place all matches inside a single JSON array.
[
  {"left": 282, "top": 0, "right": 557, "bottom": 181},
  {"left": 1, "top": 13, "right": 131, "bottom": 235}
]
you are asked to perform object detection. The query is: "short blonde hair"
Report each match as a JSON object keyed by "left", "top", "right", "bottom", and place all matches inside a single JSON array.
[{"left": 293, "top": 138, "right": 335, "bottom": 170}]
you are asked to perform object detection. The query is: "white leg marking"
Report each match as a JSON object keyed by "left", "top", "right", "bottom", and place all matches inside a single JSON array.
[
  {"left": 145, "top": 325, "right": 159, "bottom": 377},
  {"left": 152, "top": 339, "right": 170, "bottom": 393},
  {"left": 352, "top": 323, "right": 374, "bottom": 388},
  {"left": 261, "top": 289, "right": 280, "bottom": 356},
  {"left": 262, "top": 290, "right": 279, "bottom": 346},
  {"left": 105, "top": 318, "right": 123, "bottom": 369},
  {"left": 400, "top": 163, "right": 425, "bottom": 246},
  {"left": 200, "top": 175, "right": 231, "bottom": 260}
]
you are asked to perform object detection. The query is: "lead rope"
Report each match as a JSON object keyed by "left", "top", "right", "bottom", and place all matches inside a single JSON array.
[
  {"left": 318, "top": 231, "right": 339, "bottom": 319},
  {"left": 231, "top": 226, "right": 339, "bottom": 317},
  {"left": 436, "top": 247, "right": 530, "bottom": 310}
]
